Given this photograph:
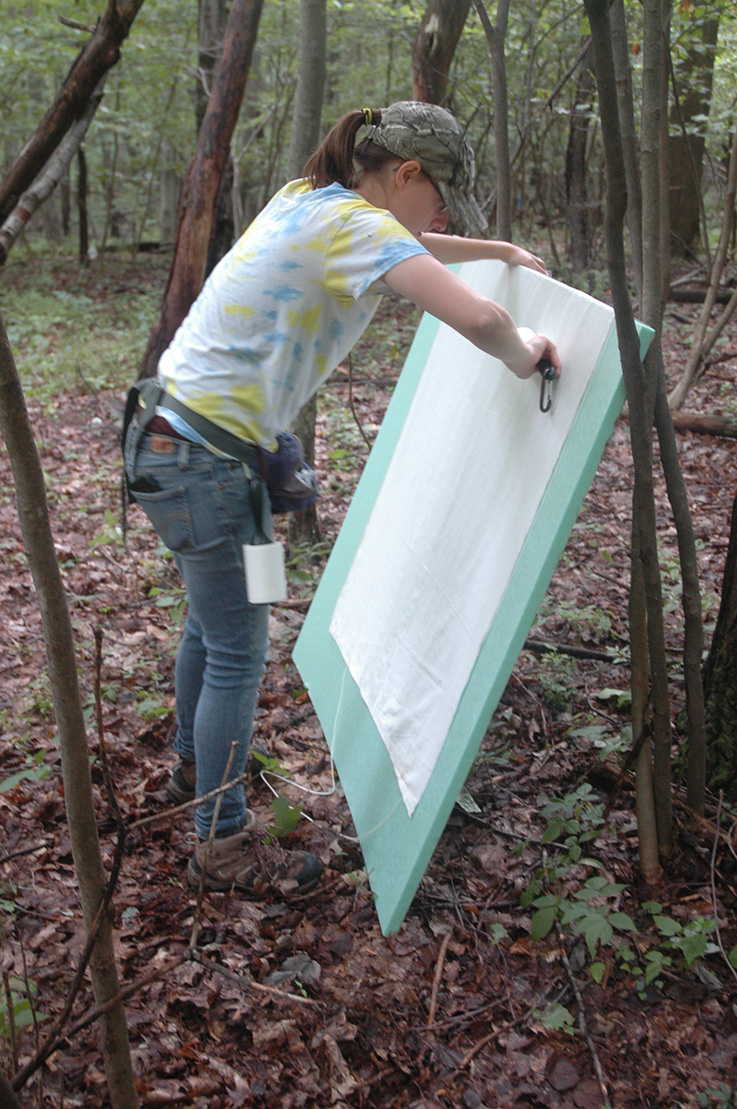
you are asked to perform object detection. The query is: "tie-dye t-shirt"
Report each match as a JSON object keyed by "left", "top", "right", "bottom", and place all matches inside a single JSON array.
[{"left": 158, "top": 179, "right": 428, "bottom": 448}]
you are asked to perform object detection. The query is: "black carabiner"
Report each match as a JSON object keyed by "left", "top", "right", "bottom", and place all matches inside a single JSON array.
[{"left": 538, "top": 358, "right": 556, "bottom": 413}]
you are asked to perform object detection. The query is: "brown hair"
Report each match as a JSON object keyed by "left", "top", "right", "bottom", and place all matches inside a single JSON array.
[{"left": 303, "top": 108, "right": 399, "bottom": 189}]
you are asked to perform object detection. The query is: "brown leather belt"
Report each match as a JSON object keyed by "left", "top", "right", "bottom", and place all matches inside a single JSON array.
[{"left": 145, "top": 414, "right": 187, "bottom": 440}]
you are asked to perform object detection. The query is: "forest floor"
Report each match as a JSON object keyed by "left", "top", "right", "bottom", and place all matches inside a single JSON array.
[{"left": 1, "top": 252, "right": 737, "bottom": 1109}]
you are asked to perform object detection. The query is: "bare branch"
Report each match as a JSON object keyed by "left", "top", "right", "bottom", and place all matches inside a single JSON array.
[
  {"left": 0, "top": 0, "right": 146, "bottom": 224},
  {"left": 0, "top": 78, "right": 106, "bottom": 266}
]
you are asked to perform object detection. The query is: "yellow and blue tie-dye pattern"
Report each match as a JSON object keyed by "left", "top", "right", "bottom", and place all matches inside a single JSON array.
[{"left": 158, "top": 179, "right": 427, "bottom": 448}]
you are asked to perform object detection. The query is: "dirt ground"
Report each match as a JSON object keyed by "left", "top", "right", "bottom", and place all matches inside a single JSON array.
[{"left": 1, "top": 261, "right": 737, "bottom": 1107}]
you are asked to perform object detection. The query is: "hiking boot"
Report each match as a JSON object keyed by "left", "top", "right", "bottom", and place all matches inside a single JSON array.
[
  {"left": 165, "top": 744, "right": 271, "bottom": 805},
  {"left": 165, "top": 759, "right": 196, "bottom": 804},
  {"left": 186, "top": 813, "right": 323, "bottom": 898}
]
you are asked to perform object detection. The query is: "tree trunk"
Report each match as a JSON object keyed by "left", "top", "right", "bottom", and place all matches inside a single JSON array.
[
  {"left": 658, "top": 6, "right": 671, "bottom": 308},
  {"left": 585, "top": 0, "right": 673, "bottom": 869},
  {"left": 670, "top": 411, "right": 737, "bottom": 439},
  {"left": 412, "top": 0, "right": 473, "bottom": 105},
  {"left": 630, "top": 539, "right": 661, "bottom": 882},
  {"left": 287, "top": 0, "right": 326, "bottom": 179},
  {"left": 667, "top": 14, "right": 720, "bottom": 258},
  {"left": 198, "top": 0, "right": 236, "bottom": 274},
  {"left": 0, "top": 1073, "right": 22, "bottom": 1109},
  {"left": 0, "top": 0, "right": 146, "bottom": 224},
  {"left": 286, "top": 0, "right": 327, "bottom": 547},
  {"left": 668, "top": 122, "right": 737, "bottom": 410},
  {"left": 565, "top": 47, "right": 594, "bottom": 275},
  {"left": 472, "top": 0, "right": 511, "bottom": 240},
  {"left": 139, "top": 0, "right": 265, "bottom": 379},
  {"left": 61, "top": 171, "right": 71, "bottom": 237},
  {"left": 0, "top": 314, "right": 138, "bottom": 1106},
  {"left": 160, "top": 146, "right": 181, "bottom": 245},
  {"left": 653, "top": 352, "right": 706, "bottom": 814},
  {"left": 78, "top": 147, "right": 89, "bottom": 265},
  {"left": 0, "top": 79, "right": 106, "bottom": 267},
  {"left": 614, "top": 0, "right": 707, "bottom": 816},
  {"left": 639, "top": 0, "right": 706, "bottom": 816},
  {"left": 610, "top": 0, "right": 643, "bottom": 297},
  {"left": 702, "top": 491, "right": 737, "bottom": 798}
]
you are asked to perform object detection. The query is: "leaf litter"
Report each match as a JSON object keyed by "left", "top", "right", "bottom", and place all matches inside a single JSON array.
[{"left": 1, "top": 257, "right": 737, "bottom": 1106}]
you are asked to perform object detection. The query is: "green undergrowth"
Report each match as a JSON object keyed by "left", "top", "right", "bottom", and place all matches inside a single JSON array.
[
  {"left": 2, "top": 250, "right": 167, "bottom": 402},
  {"left": 518, "top": 777, "right": 737, "bottom": 1014}
]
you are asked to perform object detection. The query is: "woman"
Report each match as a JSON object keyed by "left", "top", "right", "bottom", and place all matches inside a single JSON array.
[{"left": 123, "top": 101, "right": 561, "bottom": 898}]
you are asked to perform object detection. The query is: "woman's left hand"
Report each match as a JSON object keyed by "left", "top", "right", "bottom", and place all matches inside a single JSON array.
[{"left": 505, "top": 244, "right": 548, "bottom": 274}]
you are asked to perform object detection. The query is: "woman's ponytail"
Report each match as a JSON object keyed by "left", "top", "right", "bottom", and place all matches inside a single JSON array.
[{"left": 303, "top": 108, "right": 384, "bottom": 189}]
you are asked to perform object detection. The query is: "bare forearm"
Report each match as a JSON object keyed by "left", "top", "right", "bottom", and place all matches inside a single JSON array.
[
  {"left": 417, "top": 233, "right": 547, "bottom": 274},
  {"left": 384, "top": 253, "right": 562, "bottom": 380},
  {"left": 418, "top": 233, "right": 510, "bottom": 263}
]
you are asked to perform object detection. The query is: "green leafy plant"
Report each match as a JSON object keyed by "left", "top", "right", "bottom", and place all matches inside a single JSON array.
[
  {"left": 534, "top": 1001, "right": 575, "bottom": 1034},
  {"left": 608, "top": 904, "right": 721, "bottom": 998},
  {"left": 594, "top": 686, "right": 633, "bottom": 711},
  {"left": 285, "top": 538, "right": 333, "bottom": 592},
  {"left": 522, "top": 785, "right": 636, "bottom": 963},
  {"left": 535, "top": 652, "right": 578, "bottom": 712},
  {"left": 90, "top": 508, "right": 126, "bottom": 550},
  {"left": 522, "top": 788, "right": 723, "bottom": 993},
  {"left": 697, "top": 1084, "right": 737, "bottom": 1108},
  {"left": 487, "top": 921, "right": 510, "bottom": 945},
  {"left": 0, "top": 729, "right": 56, "bottom": 794},
  {"left": 25, "top": 671, "right": 54, "bottom": 720},
  {"left": 536, "top": 783, "right": 606, "bottom": 854},
  {"left": 568, "top": 721, "right": 633, "bottom": 763},
  {"left": 528, "top": 877, "right": 636, "bottom": 958},
  {"left": 640, "top": 902, "right": 719, "bottom": 979},
  {"left": 251, "top": 750, "right": 292, "bottom": 779},
  {"left": 0, "top": 749, "right": 52, "bottom": 794},
  {"left": 0, "top": 977, "right": 45, "bottom": 1040},
  {"left": 268, "top": 792, "right": 303, "bottom": 838},
  {"left": 149, "top": 584, "right": 188, "bottom": 627},
  {"left": 249, "top": 753, "right": 304, "bottom": 839},
  {"left": 0, "top": 881, "right": 19, "bottom": 941},
  {"left": 136, "top": 696, "right": 170, "bottom": 722}
]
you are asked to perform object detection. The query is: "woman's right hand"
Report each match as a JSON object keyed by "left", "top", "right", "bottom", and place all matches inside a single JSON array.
[{"left": 505, "top": 330, "right": 561, "bottom": 380}]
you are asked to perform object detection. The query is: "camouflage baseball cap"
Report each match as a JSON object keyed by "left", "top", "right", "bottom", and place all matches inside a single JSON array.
[{"left": 366, "top": 101, "right": 488, "bottom": 236}]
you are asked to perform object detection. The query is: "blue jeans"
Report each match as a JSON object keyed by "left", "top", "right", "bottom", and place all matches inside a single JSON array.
[{"left": 124, "top": 423, "right": 270, "bottom": 839}]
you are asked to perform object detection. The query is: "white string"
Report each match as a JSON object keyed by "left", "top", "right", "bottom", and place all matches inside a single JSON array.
[{"left": 259, "top": 665, "right": 403, "bottom": 843}]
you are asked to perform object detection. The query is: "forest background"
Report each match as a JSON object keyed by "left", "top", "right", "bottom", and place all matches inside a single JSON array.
[{"left": 2, "top": 1, "right": 737, "bottom": 1106}]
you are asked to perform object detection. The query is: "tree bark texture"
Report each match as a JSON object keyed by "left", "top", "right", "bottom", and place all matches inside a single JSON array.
[
  {"left": 585, "top": 0, "right": 673, "bottom": 864},
  {"left": 671, "top": 411, "right": 737, "bottom": 439},
  {"left": 613, "top": 0, "right": 706, "bottom": 815},
  {"left": 472, "top": 0, "right": 511, "bottom": 241},
  {"left": 565, "top": 48, "right": 594, "bottom": 273},
  {"left": 652, "top": 355, "right": 706, "bottom": 813},
  {"left": 412, "top": 0, "right": 472, "bottom": 105},
  {"left": 610, "top": 0, "right": 643, "bottom": 296},
  {"left": 667, "top": 15, "right": 720, "bottom": 257},
  {"left": 0, "top": 0, "right": 146, "bottom": 224},
  {"left": 197, "top": 0, "right": 236, "bottom": 274},
  {"left": 0, "top": 1073, "right": 22, "bottom": 1109},
  {"left": 659, "top": 5, "right": 671, "bottom": 307},
  {"left": 641, "top": 0, "right": 705, "bottom": 815},
  {"left": 0, "top": 79, "right": 105, "bottom": 267},
  {"left": 0, "top": 314, "right": 138, "bottom": 1106},
  {"left": 287, "top": 0, "right": 327, "bottom": 180},
  {"left": 139, "top": 0, "right": 265, "bottom": 379},
  {"left": 669, "top": 122, "right": 737, "bottom": 410},
  {"left": 285, "top": 0, "right": 327, "bottom": 546},
  {"left": 670, "top": 286, "right": 734, "bottom": 304},
  {"left": 630, "top": 539, "right": 662, "bottom": 882},
  {"left": 77, "top": 147, "right": 89, "bottom": 265},
  {"left": 702, "top": 491, "right": 737, "bottom": 798}
]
